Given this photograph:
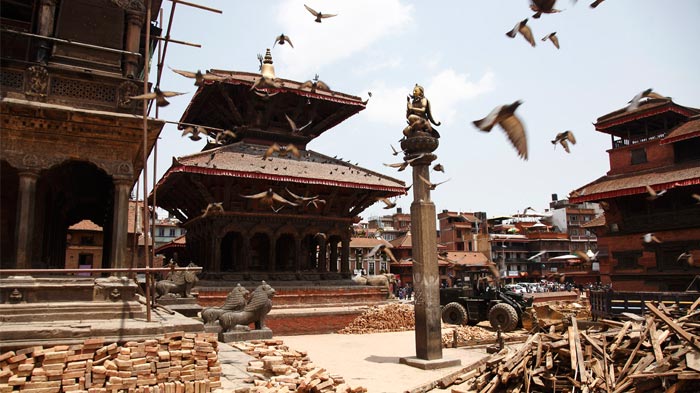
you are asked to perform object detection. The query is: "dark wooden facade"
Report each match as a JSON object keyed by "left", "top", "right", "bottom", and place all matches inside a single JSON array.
[
  {"left": 1, "top": 0, "right": 164, "bottom": 269},
  {"left": 152, "top": 55, "right": 406, "bottom": 281},
  {"left": 570, "top": 97, "right": 700, "bottom": 291}
]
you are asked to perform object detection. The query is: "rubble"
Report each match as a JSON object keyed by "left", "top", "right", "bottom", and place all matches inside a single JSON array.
[
  {"left": 337, "top": 303, "right": 415, "bottom": 334},
  {"left": 441, "top": 300, "right": 700, "bottom": 392},
  {"left": 441, "top": 326, "right": 497, "bottom": 348},
  {"left": 230, "top": 340, "right": 367, "bottom": 393},
  {"left": 0, "top": 332, "right": 221, "bottom": 392}
]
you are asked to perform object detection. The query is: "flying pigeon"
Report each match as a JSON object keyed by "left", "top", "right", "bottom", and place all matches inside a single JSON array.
[
  {"left": 181, "top": 126, "right": 207, "bottom": 141},
  {"left": 284, "top": 114, "right": 312, "bottom": 134},
  {"left": 552, "top": 130, "right": 576, "bottom": 153},
  {"left": 300, "top": 74, "right": 331, "bottom": 92},
  {"left": 377, "top": 197, "right": 396, "bottom": 209},
  {"left": 215, "top": 129, "right": 237, "bottom": 144},
  {"left": 626, "top": 88, "right": 667, "bottom": 112},
  {"left": 274, "top": 34, "right": 294, "bottom": 48},
  {"left": 541, "top": 32, "right": 560, "bottom": 49},
  {"left": 263, "top": 143, "right": 301, "bottom": 160},
  {"left": 129, "top": 88, "right": 185, "bottom": 107},
  {"left": 642, "top": 233, "right": 662, "bottom": 244},
  {"left": 433, "top": 163, "right": 445, "bottom": 173},
  {"left": 285, "top": 188, "right": 319, "bottom": 205},
  {"left": 590, "top": 0, "right": 605, "bottom": 8},
  {"left": 383, "top": 154, "right": 425, "bottom": 171},
  {"left": 241, "top": 188, "right": 299, "bottom": 209},
  {"left": 678, "top": 251, "right": 696, "bottom": 267},
  {"left": 506, "top": 19, "right": 536, "bottom": 47},
  {"left": 692, "top": 194, "right": 700, "bottom": 204},
  {"left": 530, "top": 0, "right": 561, "bottom": 18},
  {"left": 304, "top": 4, "right": 337, "bottom": 23},
  {"left": 418, "top": 174, "right": 451, "bottom": 190},
  {"left": 169, "top": 67, "right": 227, "bottom": 85},
  {"left": 473, "top": 101, "right": 528, "bottom": 160},
  {"left": 367, "top": 244, "right": 397, "bottom": 263},
  {"left": 645, "top": 185, "right": 667, "bottom": 201}
]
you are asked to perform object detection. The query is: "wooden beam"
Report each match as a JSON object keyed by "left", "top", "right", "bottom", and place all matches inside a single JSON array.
[
  {"left": 645, "top": 301, "right": 700, "bottom": 351},
  {"left": 217, "top": 84, "right": 244, "bottom": 124}
]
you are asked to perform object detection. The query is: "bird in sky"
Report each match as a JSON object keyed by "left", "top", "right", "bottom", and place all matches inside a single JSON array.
[
  {"left": 263, "top": 143, "right": 301, "bottom": 160},
  {"left": 377, "top": 197, "right": 396, "bottom": 210},
  {"left": 645, "top": 185, "right": 667, "bottom": 201},
  {"left": 284, "top": 114, "right": 312, "bottom": 134},
  {"left": 473, "top": 101, "right": 528, "bottom": 160},
  {"left": 530, "top": 0, "right": 561, "bottom": 18},
  {"left": 215, "top": 129, "right": 237, "bottom": 145},
  {"left": 383, "top": 154, "right": 425, "bottom": 171},
  {"left": 300, "top": 74, "right": 331, "bottom": 93},
  {"left": 418, "top": 174, "right": 451, "bottom": 190},
  {"left": 390, "top": 144, "right": 404, "bottom": 156},
  {"left": 367, "top": 244, "right": 397, "bottom": 263},
  {"left": 627, "top": 88, "right": 667, "bottom": 112},
  {"left": 433, "top": 163, "right": 445, "bottom": 173},
  {"left": 590, "top": 0, "right": 606, "bottom": 8},
  {"left": 541, "top": 32, "right": 560, "bottom": 49},
  {"left": 523, "top": 206, "right": 534, "bottom": 215},
  {"left": 304, "top": 4, "right": 337, "bottom": 23},
  {"left": 241, "top": 188, "right": 299, "bottom": 209},
  {"left": 274, "top": 34, "right": 294, "bottom": 48},
  {"left": 642, "top": 233, "right": 662, "bottom": 244},
  {"left": 678, "top": 251, "right": 696, "bottom": 267},
  {"left": 181, "top": 126, "right": 207, "bottom": 141},
  {"left": 285, "top": 188, "right": 319, "bottom": 205},
  {"left": 129, "top": 88, "right": 185, "bottom": 107},
  {"left": 169, "top": 67, "right": 227, "bottom": 85},
  {"left": 552, "top": 130, "right": 576, "bottom": 153},
  {"left": 506, "top": 19, "right": 535, "bottom": 47}
]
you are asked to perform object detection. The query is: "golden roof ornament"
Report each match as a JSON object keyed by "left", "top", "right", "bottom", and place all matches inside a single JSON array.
[{"left": 261, "top": 48, "right": 276, "bottom": 80}]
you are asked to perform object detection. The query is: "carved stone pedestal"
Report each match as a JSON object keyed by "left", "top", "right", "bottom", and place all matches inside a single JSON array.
[
  {"left": 220, "top": 328, "right": 273, "bottom": 343},
  {"left": 157, "top": 296, "right": 203, "bottom": 318}
]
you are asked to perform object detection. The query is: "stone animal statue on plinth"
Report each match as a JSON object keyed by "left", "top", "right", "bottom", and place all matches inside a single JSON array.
[
  {"left": 201, "top": 284, "right": 250, "bottom": 325},
  {"left": 219, "top": 281, "right": 276, "bottom": 332},
  {"left": 352, "top": 273, "right": 397, "bottom": 299},
  {"left": 403, "top": 84, "right": 441, "bottom": 139},
  {"left": 155, "top": 262, "right": 200, "bottom": 298}
]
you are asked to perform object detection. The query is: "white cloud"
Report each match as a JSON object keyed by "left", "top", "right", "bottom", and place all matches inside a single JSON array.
[
  {"left": 352, "top": 56, "right": 403, "bottom": 76},
  {"left": 274, "top": 0, "right": 414, "bottom": 79},
  {"left": 426, "top": 69, "right": 495, "bottom": 123},
  {"left": 362, "top": 81, "right": 411, "bottom": 126}
]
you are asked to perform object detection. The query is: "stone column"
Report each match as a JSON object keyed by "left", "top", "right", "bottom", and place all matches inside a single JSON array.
[
  {"left": 317, "top": 240, "right": 327, "bottom": 273},
  {"left": 340, "top": 237, "right": 351, "bottom": 276},
  {"left": 124, "top": 10, "right": 144, "bottom": 78},
  {"left": 15, "top": 170, "right": 39, "bottom": 269},
  {"left": 36, "top": 0, "right": 57, "bottom": 63},
  {"left": 329, "top": 238, "right": 339, "bottom": 272},
  {"left": 109, "top": 178, "right": 131, "bottom": 269}
]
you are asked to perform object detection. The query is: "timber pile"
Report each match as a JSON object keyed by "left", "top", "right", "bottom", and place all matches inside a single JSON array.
[
  {"left": 443, "top": 300, "right": 700, "bottom": 393},
  {"left": 0, "top": 332, "right": 221, "bottom": 393},
  {"left": 337, "top": 304, "right": 415, "bottom": 334},
  {"left": 532, "top": 301, "right": 591, "bottom": 331},
  {"left": 441, "top": 326, "right": 496, "bottom": 348},
  {"left": 231, "top": 340, "right": 366, "bottom": 393}
]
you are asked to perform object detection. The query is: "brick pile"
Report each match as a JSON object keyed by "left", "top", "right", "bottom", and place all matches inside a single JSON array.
[
  {"left": 337, "top": 304, "right": 415, "bottom": 334},
  {"left": 441, "top": 326, "right": 496, "bottom": 348},
  {"left": 0, "top": 332, "right": 221, "bottom": 393},
  {"left": 231, "top": 340, "right": 366, "bottom": 393}
]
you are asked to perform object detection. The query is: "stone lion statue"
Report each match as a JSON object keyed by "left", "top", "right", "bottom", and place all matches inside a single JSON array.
[
  {"left": 219, "top": 281, "right": 275, "bottom": 332},
  {"left": 201, "top": 284, "right": 250, "bottom": 325},
  {"left": 155, "top": 262, "right": 199, "bottom": 298},
  {"left": 352, "top": 273, "right": 397, "bottom": 299}
]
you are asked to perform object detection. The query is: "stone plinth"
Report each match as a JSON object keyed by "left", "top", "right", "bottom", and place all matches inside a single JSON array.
[
  {"left": 220, "top": 328, "right": 273, "bottom": 342},
  {"left": 399, "top": 356, "right": 461, "bottom": 370},
  {"left": 157, "top": 296, "right": 203, "bottom": 318}
]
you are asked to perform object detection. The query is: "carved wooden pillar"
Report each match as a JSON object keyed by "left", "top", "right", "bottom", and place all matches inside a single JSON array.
[
  {"left": 241, "top": 234, "right": 251, "bottom": 271},
  {"left": 36, "top": 0, "right": 58, "bottom": 63},
  {"left": 329, "top": 238, "right": 339, "bottom": 272},
  {"left": 124, "top": 10, "right": 144, "bottom": 79},
  {"left": 109, "top": 178, "right": 131, "bottom": 269},
  {"left": 294, "top": 237, "right": 302, "bottom": 272},
  {"left": 268, "top": 236, "right": 277, "bottom": 273},
  {"left": 317, "top": 240, "right": 327, "bottom": 273},
  {"left": 340, "top": 236, "right": 350, "bottom": 275},
  {"left": 15, "top": 170, "right": 39, "bottom": 269},
  {"left": 210, "top": 233, "right": 222, "bottom": 273}
]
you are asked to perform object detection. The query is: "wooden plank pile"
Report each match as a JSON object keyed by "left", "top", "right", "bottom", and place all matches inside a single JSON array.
[
  {"left": 442, "top": 300, "right": 700, "bottom": 392},
  {"left": 231, "top": 339, "right": 366, "bottom": 393},
  {"left": 0, "top": 332, "right": 221, "bottom": 393},
  {"left": 337, "top": 304, "right": 414, "bottom": 334}
]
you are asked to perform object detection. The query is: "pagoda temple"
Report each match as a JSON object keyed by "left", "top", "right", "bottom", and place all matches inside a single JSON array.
[
  {"left": 570, "top": 94, "right": 700, "bottom": 291},
  {"left": 152, "top": 50, "right": 407, "bottom": 281}
]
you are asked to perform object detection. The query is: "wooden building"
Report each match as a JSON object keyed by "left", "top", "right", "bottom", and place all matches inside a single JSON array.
[
  {"left": 1, "top": 0, "right": 164, "bottom": 270},
  {"left": 152, "top": 51, "right": 406, "bottom": 281},
  {"left": 570, "top": 96, "right": 700, "bottom": 291}
]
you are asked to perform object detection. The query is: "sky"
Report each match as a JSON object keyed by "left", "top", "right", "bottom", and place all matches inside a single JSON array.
[{"left": 143, "top": 0, "right": 700, "bottom": 223}]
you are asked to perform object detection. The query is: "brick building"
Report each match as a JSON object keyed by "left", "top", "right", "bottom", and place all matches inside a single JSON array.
[{"left": 570, "top": 96, "right": 700, "bottom": 290}]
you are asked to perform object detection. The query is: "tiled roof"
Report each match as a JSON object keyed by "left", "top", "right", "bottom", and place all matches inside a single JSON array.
[
  {"left": 350, "top": 237, "right": 393, "bottom": 249},
  {"left": 569, "top": 163, "right": 700, "bottom": 203},
  {"left": 68, "top": 220, "right": 102, "bottom": 231},
  {"left": 393, "top": 258, "right": 450, "bottom": 267},
  {"left": 154, "top": 235, "right": 186, "bottom": 253},
  {"left": 582, "top": 215, "right": 606, "bottom": 228},
  {"left": 661, "top": 115, "right": 700, "bottom": 145},
  {"left": 440, "top": 251, "right": 489, "bottom": 267},
  {"left": 390, "top": 232, "right": 413, "bottom": 249},
  {"left": 158, "top": 142, "right": 406, "bottom": 193}
]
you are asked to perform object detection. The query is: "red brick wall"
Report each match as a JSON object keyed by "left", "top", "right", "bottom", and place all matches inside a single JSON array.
[
  {"left": 265, "top": 310, "right": 364, "bottom": 335},
  {"left": 607, "top": 141, "right": 674, "bottom": 176},
  {"left": 196, "top": 286, "right": 388, "bottom": 308}
]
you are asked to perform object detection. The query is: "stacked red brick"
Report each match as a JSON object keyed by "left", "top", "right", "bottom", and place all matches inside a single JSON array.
[
  {"left": 232, "top": 340, "right": 367, "bottom": 393},
  {"left": 0, "top": 332, "right": 221, "bottom": 392}
]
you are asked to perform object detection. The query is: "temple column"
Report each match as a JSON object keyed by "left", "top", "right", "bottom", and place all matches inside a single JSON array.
[
  {"left": 241, "top": 235, "right": 251, "bottom": 271},
  {"left": 15, "top": 170, "right": 39, "bottom": 269},
  {"left": 317, "top": 241, "right": 327, "bottom": 273},
  {"left": 109, "top": 178, "right": 131, "bottom": 269},
  {"left": 294, "top": 237, "right": 302, "bottom": 272},
  {"left": 36, "top": 0, "right": 57, "bottom": 63},
  {"left": 340, "top": 237, "right": 350, "bottom": 275},
  {"left": 268, "top": 236, "right": 277, "bottom": 272},
  {"left": 124, "top": 10, "right": 144, "bottom": 78},
  {"left": 210, "top": 234, "right": 222, "bottom": 272},
  {"left": 329, "top": 238, "right": 339, "bottom": 272}
]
